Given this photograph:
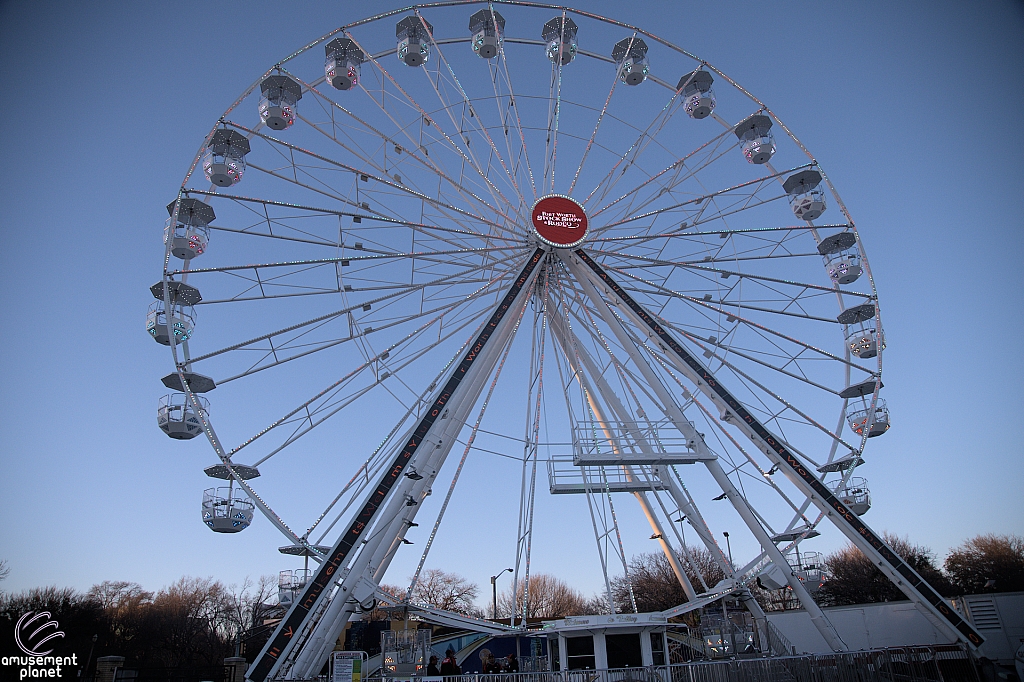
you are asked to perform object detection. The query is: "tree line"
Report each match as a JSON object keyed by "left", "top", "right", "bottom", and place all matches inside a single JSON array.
[
  {"left": 359, "top": 532, "right": 1024, "bottom": 621},
  {"left": 0, "top": 573, "right": 277, "bottom": 672},
  {"left": 815, "top": 532, "right": 1024, "bottom": 607},
  {"left": 0, "top": 533, "right": 1020, "bottom": 671},
  {"left": 604, "top": 532, "right": 1024, "bottom": 612}
]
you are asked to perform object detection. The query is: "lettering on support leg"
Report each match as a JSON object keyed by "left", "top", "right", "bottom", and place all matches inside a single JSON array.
[{"left": 246, "top": 249, "right": 546, "bottom": 682}]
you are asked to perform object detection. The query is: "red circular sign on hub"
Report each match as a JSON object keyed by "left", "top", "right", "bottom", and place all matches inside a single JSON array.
[{"left": 531, "top": 194, "right": 589, "bottom": 248}]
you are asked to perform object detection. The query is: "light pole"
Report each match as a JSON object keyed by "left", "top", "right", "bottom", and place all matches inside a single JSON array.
[
  {"left": 722, "top": 532, "right": 734, "bottom": 654},
  {"left": 82, "top": 634, "right": 97, "bottom": 680},
  {"left": 490, "top": 568, "right": 512, "bottom": 620}
]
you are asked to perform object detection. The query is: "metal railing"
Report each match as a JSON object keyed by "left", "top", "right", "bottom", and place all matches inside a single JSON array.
[
  {"left": 355, "top": 643, "right": 976, "bottom": 682},
  {"left": 765, "top": 620, "right": 796, "bottom": 658},
  {"left": 571, "top": 420, "right": 703, "bottom": 465}
]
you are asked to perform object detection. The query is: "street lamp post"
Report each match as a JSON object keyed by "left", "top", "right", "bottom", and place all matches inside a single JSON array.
[
  {"left": 82, "top": 634, "right": 98, "bottom": 680},
  {"left": 722, "top": 532, "right": 734, "bottom": 654},
  {"left": 490, "top": 568, "right": 513, "bottom": 620}
]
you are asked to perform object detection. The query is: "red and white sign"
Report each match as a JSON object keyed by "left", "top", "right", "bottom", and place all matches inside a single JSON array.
[{"left": 531, "top": 194, "right": 589, "bottom": 248}]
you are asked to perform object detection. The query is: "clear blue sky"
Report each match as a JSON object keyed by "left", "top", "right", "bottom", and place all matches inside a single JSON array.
[{"left": 1, "top": 0, "right": 1021, "bottom": 607}]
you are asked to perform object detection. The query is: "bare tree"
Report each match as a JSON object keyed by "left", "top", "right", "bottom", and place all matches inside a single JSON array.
[
  {"left": 0, "top": 559, "right": 9, "bottom": 584},
  {"left": 816, "top": 533, "right": 952, "bottom": 607},
  {"left": 944, "top": 534, "right": 1024, "bottom": 594},
  {"left": 684, "top": 546, "right": 728, "bottom": 589},
  {"left": 411, "top": 569, "right": 481, "bottom": 616},
  {"left": 610, "top": 547, "right": 726, "bottom": 613},
  {"left": 611, "top": 552, "right": 686, "bottom": 614},
  {"left": 226, "top": 575, "right": 278, "bottom": 652},
  {"left": 496, "top": 573, "right": 587, "bottom": 619},
  {"left": 581, "top": 592, "right": 612, "bottom": 615},
  {"left": 151, "top": 576, "right": 234, "bottom": 667},
  {"left": 88, "top": 580, "right": 153, "bottom": 610},
  {"left": 87, "top": 581, "right": 153, "bottom": 649}
]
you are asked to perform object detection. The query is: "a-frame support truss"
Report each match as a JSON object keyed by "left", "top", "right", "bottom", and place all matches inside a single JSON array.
[
  {"left": 247, "top": 249, "right": 545, "bottom": 682},
  {"left": 247, "top": 242, "right": 981, "bottom": 682},
  {"left": 567, "top": 248, "right": 983, "bottom": 650}
]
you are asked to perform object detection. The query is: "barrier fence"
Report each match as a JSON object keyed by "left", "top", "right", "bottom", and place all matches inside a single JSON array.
[
  {"left": 359, "top": 643, "right": 976, "bottom": 682},
  {"left": 85, "top": 643, "right": 977, "bottom": 682}
]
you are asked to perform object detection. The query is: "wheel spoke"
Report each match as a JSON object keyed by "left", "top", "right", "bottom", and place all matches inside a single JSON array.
[
  {"left": 243, "top": 289, "right": 500, "bottom": 463},
  {"left": 344, "top": 32, "right": 524, "bottom": 232},
  {"left": 582, "top": 78, "right": 686, "bottom": 210},
  {"left": 187, "top": 255, "right": 521, "bottom": 364},
  {"left": 291, "top": 73, "right": 522, "bottom": 242},
  {"left": 230, "top": 120, "right": 519, "bottom": 238},
  {"left": 490, "top": 30, "right": 539, "bottom": 201},
  {"left": 417, "top": 12, "right": 530, "bottom": 217},
  {"left": 566, "top": 43, "right": 622, "bottom": 195},
  {"left": 589, "top": 161, "right": 812, "bottom": 235}
]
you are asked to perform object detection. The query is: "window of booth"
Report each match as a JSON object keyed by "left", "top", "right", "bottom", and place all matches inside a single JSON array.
[
  {"left": 565, "top": 635, "right": 595, "bottom": 670},
  {"left": 605, "top": 633, "right": 642, "bottom": 669},
  {"left": 650, "top": 631, "right": 666, "bottom": 666}
]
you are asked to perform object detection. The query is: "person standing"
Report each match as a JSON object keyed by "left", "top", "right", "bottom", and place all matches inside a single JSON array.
[{"left": 441, "top": 648, "right": 461, "bottom": 678}]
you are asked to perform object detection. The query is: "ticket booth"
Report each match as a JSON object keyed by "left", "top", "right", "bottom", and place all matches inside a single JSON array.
[{"left": 545, "top": 613, "right": 668, "bottom": 671}]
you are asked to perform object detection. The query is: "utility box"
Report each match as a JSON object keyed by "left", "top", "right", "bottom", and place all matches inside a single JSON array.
[{"left": 95, "top": 656, "right": 125, "bottom": 682}]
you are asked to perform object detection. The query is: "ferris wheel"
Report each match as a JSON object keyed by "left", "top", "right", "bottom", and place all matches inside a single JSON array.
[{"left": 150, "top": 2, "right": 983, "bottom": 678}]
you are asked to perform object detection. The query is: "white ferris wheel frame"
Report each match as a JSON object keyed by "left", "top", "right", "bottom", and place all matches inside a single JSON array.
[{"left": 154, "top": 2, "right": 981, "bottom": 678}]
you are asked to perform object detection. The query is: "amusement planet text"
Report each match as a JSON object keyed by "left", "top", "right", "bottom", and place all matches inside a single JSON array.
[{"left": 2, "top": 654, "right": 78, "bottom": 679}]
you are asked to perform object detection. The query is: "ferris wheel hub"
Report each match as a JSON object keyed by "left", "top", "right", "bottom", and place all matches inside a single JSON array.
[{"left": 530, "top": 194, "right": 589, "bottom": 249}]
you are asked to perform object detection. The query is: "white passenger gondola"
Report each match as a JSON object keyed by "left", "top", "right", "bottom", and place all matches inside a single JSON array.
[
  {"left": 839, "top": 302, "right": 884, "bottom": 359},
  {"left": 542, "top": 16, "right": 578, "bottom": 65},
  {"left": 784, "top": 169, "right": 827, "bottom": 221},
  {"left": 612, "top": 37, "right": 649, "bottom": 86},
  {"left": 202, "top": 486, "right": 255, "bottom": 533},
  {"left": 165, "top": 198, "right": 214, "bottom": 260},
  {"left": 146, "top": 300, "right": 194, "bottom": 345},
  {"left": 790, "top": 552, "right": 824, "bottom": 594},
  {"left": 469, "top": 9, "right": 504, "bottom": 59},
  {"left": 202, "top": 129, "right": 250, "bottom": 188},
  {"left": 679, "top": 70, "right": 716, "bottom": 119},
  {"left": 147, "top": 280, "right": 201, "bottom": 346},
  {"left": 325, "top": 38, "right": 365, "bottom": 91},
  {"left": 259, "top": 75, "right": 302, "bottom": 131},
  {"left": 735, "top": 113, "right": 776, "bottom": 164},
  {"left": 827, "top": 477, "right": 871, "bottom": 515},
  {"left": 818, "top": 232, "right": 863, "bottom": 285},
  {"left": 279, "top": 569, "right": 312, "bottom": 606},
  {"left": 847, "top": 398, "right": 890, "bottom": 438},
  {"left": 157, "top": 393, "right": 209, "bottom": 440},
  {"left": 396, "top": 16, "right": 432, "bottom": 67}
]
